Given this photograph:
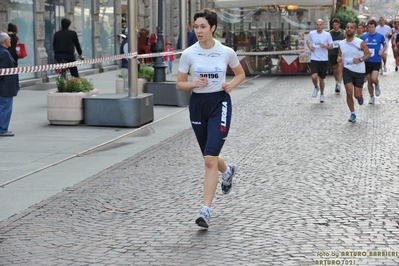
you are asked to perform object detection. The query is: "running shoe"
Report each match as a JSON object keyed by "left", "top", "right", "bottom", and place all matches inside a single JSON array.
[
  {"left": 357, "top": 97, "right": 364, "bottom": 105},
  {"left": 335, "top": 84, "right": 340, "bottom": 93},
  {"left": 369, "top": 96, "right": 375, "bottom": 104},
  {"left": 375, "top": 85, "right": 381, "bottom": 97},
  {"left": 195, "top": 209, "right": 211, "bottom": 228},
  {"left": 320, "top": 94, "right": 325, "bottom": 103},
  {"left": 380, "top": 69, "right": 383, "bottom": 75},
  {"left": 384, "top": 65, "right": 387, "bottom": 72},
  {"left": 348, "top": 113, "right": 356, "bottom": 123},
  {"left": 221, "top": 163, "right": 237, "bottom": 194},
  {"left": 312, "top": 86, "right": 319, "bottom": 98}
]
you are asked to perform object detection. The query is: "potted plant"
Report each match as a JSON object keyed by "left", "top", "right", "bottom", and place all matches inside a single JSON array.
[
  {"left": 139, "top": 27, "right": 149, "bottom": 38},
  {"left": 138, "top": 64, "right": 154, "bottom": 94},
  {"left": 47, "top": 77, "right": 98, "bottom": 125}
]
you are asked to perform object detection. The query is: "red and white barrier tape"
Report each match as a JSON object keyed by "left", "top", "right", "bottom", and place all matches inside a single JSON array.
[{"left": 0, "top": 49, "right": 305, "bottom": 76}]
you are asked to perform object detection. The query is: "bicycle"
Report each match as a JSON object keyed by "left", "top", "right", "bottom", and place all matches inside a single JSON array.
[
  {"left": 55, "top": 55, "right": 85, "bottom": 81},
  {"left": 55, "top": 60, "right": 69, "bottom": 81}
]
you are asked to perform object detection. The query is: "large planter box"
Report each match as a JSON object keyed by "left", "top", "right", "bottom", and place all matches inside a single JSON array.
[
  {"left": 144, "top": 82, "right": 191, "bottom": 107},
  {"left": 47, "top": 89, "right": 98, "bottom": 125},
  {"left": 84, "top": 93, "right": 154, "bottom": 128}
]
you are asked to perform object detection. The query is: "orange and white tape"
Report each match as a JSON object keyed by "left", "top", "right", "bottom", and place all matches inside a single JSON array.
[{"left": 0, "top": 49, "right": 305, "bottom": 76}]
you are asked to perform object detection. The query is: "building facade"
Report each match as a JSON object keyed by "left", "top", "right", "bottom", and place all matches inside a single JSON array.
[{"left": 1, "top": 0, "right": 206, "bottom": 85}]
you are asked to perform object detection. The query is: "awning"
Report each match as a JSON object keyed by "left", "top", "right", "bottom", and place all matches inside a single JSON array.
[{"left": 214, "top": 0, "right": 335, "bottom": 8}]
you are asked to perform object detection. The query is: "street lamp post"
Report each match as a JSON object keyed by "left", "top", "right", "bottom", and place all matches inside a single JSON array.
[
  {"left": 144, "top": 0, "right": 191, "bottom": 106},
  {"left": 153, "top": 0, "right": 167, "bottom": 82}
]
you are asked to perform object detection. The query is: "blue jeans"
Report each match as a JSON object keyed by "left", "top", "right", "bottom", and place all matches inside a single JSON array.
[
  {"left": 166, "top": 60, "right": 172, "bottom": 73},
  {"left": 55, "top": 53, "right": 79, "bottom": 78},
  {"left": 0, "top": 96, "right": 13, "bottom": 133}
]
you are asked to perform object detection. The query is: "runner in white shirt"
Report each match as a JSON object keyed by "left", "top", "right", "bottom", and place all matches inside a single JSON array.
[
  {"left": 338, "top": 22, "right": 371, "bottom": 123},
  {"left": 176, "top": 9, "right": 245, "bottom": 229},
  {"left": 307, "top": 19, "right": 333, "bottom": 103},
  {"left": 376, "top": 16, "right": 392, "bottom": 73}
]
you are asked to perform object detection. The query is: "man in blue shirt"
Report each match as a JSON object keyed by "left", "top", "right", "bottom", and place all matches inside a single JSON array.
[{"left": 361, "top": 19, "right": 387, "bottom": 104}]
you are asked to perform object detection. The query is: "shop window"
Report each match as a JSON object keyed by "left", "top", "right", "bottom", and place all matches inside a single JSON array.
[
  {"left": 216, "top": 6, "right": 332, "bottom": 75},
  {"left": 99, "top": 0, "right": 116, "bottom": 66},
  {"left": 74, "top": 0, "right": 93, "bottom": 70},
  {"left": 8, "top": 0, "right": 35, "bottom": 79}
]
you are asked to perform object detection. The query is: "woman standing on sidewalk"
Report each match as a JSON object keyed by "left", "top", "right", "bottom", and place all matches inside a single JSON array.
[
  {"left": 7, "top": 23, "right": 19, "bottom": 66},
  {"left": 176, "top": 9, "right": 245, "bottom": 228}
]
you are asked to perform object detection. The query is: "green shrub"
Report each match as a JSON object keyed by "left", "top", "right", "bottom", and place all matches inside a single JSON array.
[
  {"left": 80, "top": 78, "right": 94, "bottom": 92},
  {"left": 332, "top": 6, "right": 360, "bottom": 30},
  {"left": 138, "top": 64, "right": 154, "bottom": 82},
  {"left": 57, "top": 77, "right": 94, "bottom": 92},
  {"left": 56, "top": 76, "right": 67, "bottom": 92}
]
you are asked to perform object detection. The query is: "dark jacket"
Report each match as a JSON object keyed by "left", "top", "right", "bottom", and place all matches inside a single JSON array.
[
  {"left": 7, "top": 33, "right": 19, "bottom": 64},
  {"left": 177, "top": 31, "right": 197, "bottom": 49},
  {"left": 0, "top": 45, "right": 19, "bottom": 97},
  {"left": 53, "top": 28, "right": 82, "bottom": 55},
  {"left": 120, "top": 38, "right": 128, "bottom": 69}
]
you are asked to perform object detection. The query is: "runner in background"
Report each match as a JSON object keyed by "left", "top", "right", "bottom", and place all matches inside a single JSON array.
[
  {"left": 391, "top": 21, "right": 399, "bottom": 71},
  {"left": 355, "top": 23, "right": 364, "bottom": 38},
  {"left": 376, "top": 16, "right": 392, "bottom": 74},
  {"left": 307, "top": 19, "right": 333, "bottom": 103},
  {"left": 361, "top": 19, "right": 386, "bottom": 104},
  {"left": 329, "top": 18, "right": 345, "bottom": 93}
]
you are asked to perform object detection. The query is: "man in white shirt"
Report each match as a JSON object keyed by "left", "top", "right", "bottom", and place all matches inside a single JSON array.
[
  {"left": 338, "top": 22, "right": 371, "bottom": 122},
  {"left": 376, "top": 16, "right": 392, "bottom": 73},
  {"left": 307, "top": 19, "right": 333, "bottom": 103}
]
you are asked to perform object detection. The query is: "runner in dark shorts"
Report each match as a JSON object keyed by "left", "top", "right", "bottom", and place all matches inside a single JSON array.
[
  {"left": 343, "top": 67, "right": 365, "bottom": 89},
  {"left": 310, "top": 60, "right": 329, "bottom": 79},
  {"left": 365, "top": 62, "right": 381, "bottom": 75}
]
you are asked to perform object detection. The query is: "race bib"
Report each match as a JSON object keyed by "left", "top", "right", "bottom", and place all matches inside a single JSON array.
[
  {"left": 194, "top": 66, "right": 223, "bottom": 85},
  {"left": 344, "top": 58, "right": 354, "bottom": 66},
  {"left": 333, "top": 40, "right": 340, "bottom": 48},
  {"left": 313, "top": 41, "right": 321, "bottom": 49},
  {"left": 369, "top": 48, "right": 375, "bottom": 57}
]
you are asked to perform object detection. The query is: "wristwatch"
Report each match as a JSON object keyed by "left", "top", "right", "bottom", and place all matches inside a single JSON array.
[{"left": 359, "top": 57, "right": 363, "bottom": 62}]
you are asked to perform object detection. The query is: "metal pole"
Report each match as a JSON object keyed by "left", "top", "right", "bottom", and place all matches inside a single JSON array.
[
  {"left": 128, "top": 0, "right": 138, "bottom": 97},
  {"left": 180, "top": 0, "right": 188, "bottom": 49},
  {"left": 153, "top": 0, "right": 167, "bottom": 82}
]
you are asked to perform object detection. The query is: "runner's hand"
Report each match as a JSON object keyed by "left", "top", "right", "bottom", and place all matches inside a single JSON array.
[
  {"left": 196, "top": 77, "right": 208, "bottom": 88},
  {"left": 222, "top": 82, "right": 233, "bottom": 93}
]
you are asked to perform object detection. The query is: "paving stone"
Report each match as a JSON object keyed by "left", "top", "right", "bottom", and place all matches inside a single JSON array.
[{"left": 2, "top": 67, "right": 399, "bottom": 265}]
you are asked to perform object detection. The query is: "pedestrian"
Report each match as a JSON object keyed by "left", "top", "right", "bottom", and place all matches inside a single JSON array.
[
  {"left": 337, "top": 22, "right": 371, "bottom": 122},
  {"left": 119, "top": 28, "right": 140, "bottom": 90},
  {"left": 0, "top": 32, "right": 19, "bottom": 137},
  {"left": 120, "top": 30, "right": 129, "bottom": 90},
  {"left": 177, "top": 25, "right": 197, "bottom": 49},
  {"left": 306, "top": 19, "right": 333, "bottom": 103},
  {"left": 329, "top": 18, "right": 345, "bottom": 93},
  {"left": 355, "top": 23, "right": 364, "bottom": 38},
  {"left": 163, "top": 41, "right": 174, "bottom": 74},
  {"left": 53, "top": 18, "right": 84, "bottom": 78},
  {"left": 361, "top": 19, "right": 387, "bottom": 105},
  {"left": 7, "top": 23, "right": 19, "bottom": 66},
  {"left": 176, "top": 8, "right": 245, "bottom": 228},
  {"left": 376, "top": 16, "right": 391, "bottom": 74},
  {"left": 149, "top": 27, "right": 158, "bottom": 53}
]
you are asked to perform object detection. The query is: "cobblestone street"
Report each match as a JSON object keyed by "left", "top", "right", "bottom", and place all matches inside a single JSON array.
[{"left": 1, "top": 68, "right": 399, "bottom": 265}]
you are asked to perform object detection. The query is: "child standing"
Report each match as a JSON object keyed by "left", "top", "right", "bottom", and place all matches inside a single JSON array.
[{"left": 163, "top": 41, "right": 174, "bottom": 74}]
